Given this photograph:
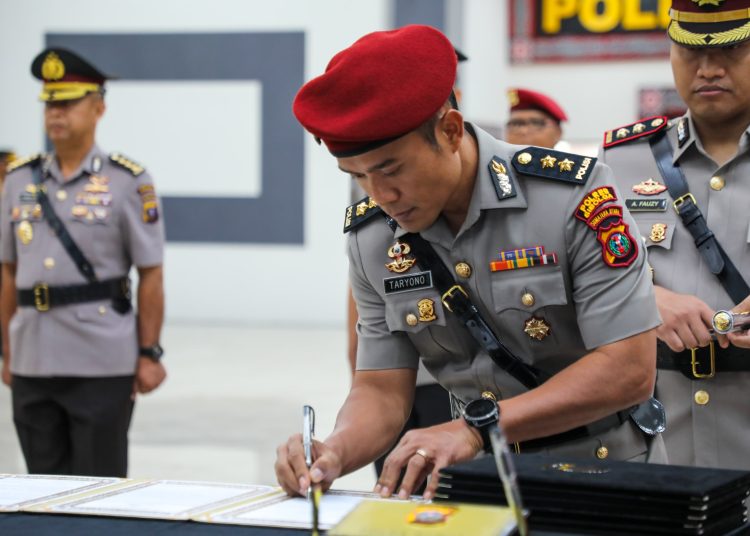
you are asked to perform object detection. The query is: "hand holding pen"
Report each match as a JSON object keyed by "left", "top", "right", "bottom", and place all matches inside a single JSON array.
[{"left": 303, "top": 405, "right": 321, "bottom": 536}]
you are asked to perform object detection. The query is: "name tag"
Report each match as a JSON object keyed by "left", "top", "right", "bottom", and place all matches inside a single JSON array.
[
  {"left": 625, "top": 198, "right": 667, "bottom": 212},
  {"left": 383, "top": 271, "right": 433, "bottom": 295}
]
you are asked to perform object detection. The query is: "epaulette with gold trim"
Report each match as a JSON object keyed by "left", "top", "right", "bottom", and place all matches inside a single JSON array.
[
  {"left": 603, "top": 115, "right": 668, "bottom": 149},
  {"left": 343, "top": 196, "right": 383, "bottom": 234},
  {"left": 511, "top": 146, "right": 596, "bottom": 186},
  {"left": 6, "top": 153, "right": 42, "bottom": 174},
  {"left": 110, "top": 152, "right": 145, "bottom": 176}
]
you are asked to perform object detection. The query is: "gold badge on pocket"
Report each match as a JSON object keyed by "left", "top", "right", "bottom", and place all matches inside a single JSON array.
[
  {"left": 650, "top": 223, "right": 667, "bottom": 243},
  {"left": 17, "top": 220, "right": 33, "bottom": 245},
  {"left": 417, "top": 298, "right": 437, "bottom": 322}
]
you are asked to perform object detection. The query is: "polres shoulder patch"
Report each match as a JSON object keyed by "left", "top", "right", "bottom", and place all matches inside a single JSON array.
[
  {"left": 603, "top": 116, "right": 668, "bottom": 149},
  {"left": 6, "top": 153, "right": 42, "bottom": 174},
  {"left": 110, "top": 152, "right": 145, "bottom": 176},
  {"left": 344, "top": 196, "right": 383, "bottom": 233},
  {"left": 512, "top": 147, "right": 595, "bottom": 186}
]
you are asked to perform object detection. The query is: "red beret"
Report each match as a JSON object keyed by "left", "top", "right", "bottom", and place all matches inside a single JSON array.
[
  {"left": 669, "top": 0, "right": 750, "bottom": 48},
  {"left": 293, "top": 25, "right": 457, "bottom": 157},
  {"left": 508, "top": 88, "right": 568, "bottom": 123}
]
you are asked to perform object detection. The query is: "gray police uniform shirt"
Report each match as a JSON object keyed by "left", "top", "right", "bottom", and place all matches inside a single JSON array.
[
  {"left": 601, "top": 113, "right": 750, "bottom": 470},
  {"left": 348, "top": 125, "right": 663, "bottom": 462},
  {"left": 0, "top": 145, "right": 165, "bottom": 377}
]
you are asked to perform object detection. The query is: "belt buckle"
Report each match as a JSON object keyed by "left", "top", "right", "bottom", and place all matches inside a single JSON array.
[
  {"left": 33, "top": 283, "right": 50, "bottom": 312},
  {"left": 441, "top": 285, "right": 468, "bottom": 313},
  {"left": 672, "top": 193, "right": 696, "bottom": 214},
  {"left": 690, "top": 341, "right": 715, "bottom": 379}
]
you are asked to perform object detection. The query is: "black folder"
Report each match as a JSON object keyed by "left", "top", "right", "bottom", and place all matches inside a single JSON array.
[{"left": 436, "top": 453, "right": 750, "bottom": 535}]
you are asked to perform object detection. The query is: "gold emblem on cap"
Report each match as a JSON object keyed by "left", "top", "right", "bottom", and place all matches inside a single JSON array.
[
  {"left": 709, "top": 175, "right": 725, "bottom": 191},
  {"left": 616, "top": 128, "right": 629, "bottom": 139},
  {"left": 521, "top": 293, "right": 535, "bottom": 307},
  {"left": 524, "top": 316, "right": 550, "bottom": 340},
  {"left": 691, "top": 0, "right": 724, "bottom": 6},
  {"left": 406, "top": 313, "right": 418, "bottom": 326},
  {"left": 43, "top": 257, "right": 55, "bottom": 269},
  {"left": 651, "top": 118, "right": 664, "bottom": 127},
  {"left": 42, "top": 52, "right": 66, "bottom": 81},
  {"left": 558, "top": 158, "right": 574, "bottom": 172},
  {"left": 17, "top": 220, "right": 33, "bottom": 245},
  {"left": 517, "top": 152, "right": 532, "bottom": 165},
  {"left": 386, "top": 241, "right": 416, "bottom": 273},
  {"left": 632, "top": 123, "right": 646, "bottom": 134},
  {"left": 650, "top": 223, "right": 667, "bottom": 243},
  {"left": 455, "top": 262, "right": 472, "bottom": 279},
  {"left": 540, "top": 155, "right": 557, "bottom": 169},
  {"left": 694, "top": 390, "right": 710, "bottom": 405},
  {"left": 417, "top": 299, "right": 437, "bottom": 323},
  {"left": 596, "top": 446, "right": 609, "bottom": 459},
  {"left": 56, "top": 190, "right": 67, "bottom": 201}
]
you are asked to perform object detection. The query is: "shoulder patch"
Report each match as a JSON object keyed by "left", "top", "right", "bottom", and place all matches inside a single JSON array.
[
  {"left": 488, "top": 156, "right": 516, "bottom": 200},
  {"left": 343, "top": 196, "right": 383, "bottom": 234},
  {"left": 6, "top": 153, "right": 42, "bottom": 174},
  {"left": 603, "top": 115, "right": 668, "bottom": 149},
  {"left": 511, "top": 147, "right": 595, "bottom": 186},
  {"left": 110, "top": 152, "right": 145, "bottom": 176}
]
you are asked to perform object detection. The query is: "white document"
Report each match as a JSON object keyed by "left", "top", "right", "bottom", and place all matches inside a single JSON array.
[
  {"left": 48, "top": 480, "right": 274, "bottom": 519},
  {"left": 211, "top": 489, "right": 386, "bottom": 530},
  {"left": 0, "top": 474, "right": 119, "bottom": 511}
]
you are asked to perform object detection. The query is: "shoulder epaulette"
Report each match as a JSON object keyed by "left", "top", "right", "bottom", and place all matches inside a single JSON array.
[
  {"left": 6, "top": 153, "right": 42, "bottom": 174},
  {"left": 603, "top": 115, "right": 668, "bottom": 149},
  {"left": 343, "top": 196, "right": 383, "bottom": 233},
  {"left": 110, "top": 152, "right": 145, "bottom": 176},
  {"left": 511, "top": 146, "right": 596, "bottom": 186}
]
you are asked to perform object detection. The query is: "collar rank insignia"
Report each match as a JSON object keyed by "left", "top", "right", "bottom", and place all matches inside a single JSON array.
[
  {"left": 488, "top": 156, "right": 516, "bottom": 200},
  {"left": 632, "top": 178, "right": 667, "bottom": 195},
  {"left": 385, "top": 241, "right": 416, "bottom": 273},
  {"left": 6, "top": 153, "right": 42, "bottom": 174},
  {"left": 512, "top": 147, "right": 596, "bottom": 186},
  {"left": 603, "top": 115, "right": 668, "bottom": 149},
  {"left": 110, "top": 153, "right": 145, "bottom": 176},
  {"left": 677, "top": 117, "right": 690, "bottom": 148},
  {"left": 343, "top": 195, "right": 383, "bottom": 233}
]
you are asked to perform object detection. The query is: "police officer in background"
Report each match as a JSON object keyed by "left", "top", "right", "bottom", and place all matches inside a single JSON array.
[
  {"left": 0, "top": 48, "right": 166, "bottom": 477},
  {"left": 276, "top": 25, "right": 665, "bottom": 501},
  {"left": 0, "top": 150, "right": 17, "bottom": 186},
  {"left": 600, "top": 0, "right": 750, "bottom": 470},
  {"left": 505, "top": 88, "right": 567, "bottom": 149}
]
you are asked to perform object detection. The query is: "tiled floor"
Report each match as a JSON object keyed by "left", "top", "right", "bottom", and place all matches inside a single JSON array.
[{"left": 0, "top": 324, "right": 375, "bottom": 492}]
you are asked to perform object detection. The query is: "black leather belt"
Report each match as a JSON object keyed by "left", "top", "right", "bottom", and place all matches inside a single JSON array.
[
  {"left": 519, "top": 411, "right": 628, "bottom": 451},
  {"left": 18, "top": 277, "right": 130, "bottom": 312},
  {"left": 657, "top": 341, "right": 750, "bottom": 380}
]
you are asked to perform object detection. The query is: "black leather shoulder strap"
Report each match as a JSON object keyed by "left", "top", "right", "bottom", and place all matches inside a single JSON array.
[
  {"left": 32, "top": 165, "right": 98, "bottom": 282},
  {"left": 649, "top": 131, "right": 749, "bottom": 303}
]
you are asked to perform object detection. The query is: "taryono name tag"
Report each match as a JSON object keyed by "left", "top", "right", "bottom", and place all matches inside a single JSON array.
[{"left": 383, "top": 271, "right": 433, "bottom": 295}]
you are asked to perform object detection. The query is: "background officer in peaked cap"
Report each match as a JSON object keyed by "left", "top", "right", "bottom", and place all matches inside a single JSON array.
[
  {"left": 276, "top": 25, "right": 665, "bottom": 501},
  {"left": 505, "top": 88, "right": 568, "bottom": 150},
  {"left": 0, "top": 47, "right": 166, "bottom": 477},
  {"left": 600, "top": 0, "right": 750, "bottom": 470},
  {"left": 0, "top": 150, "right": 16, "bottom": 187}
]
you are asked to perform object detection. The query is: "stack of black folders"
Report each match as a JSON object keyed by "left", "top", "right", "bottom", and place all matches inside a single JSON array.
[{"left": 435, "top": 453, "right": 750, "bottom": 535}]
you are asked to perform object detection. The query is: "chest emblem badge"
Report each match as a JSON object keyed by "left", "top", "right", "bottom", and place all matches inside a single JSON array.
[
  {"left": 17, "top": 220, "right": 33, "bottom": 245},
  {"left": 385, "top": 241, "right": 416, "bottom": 273},
  {"left": 632, "top": 178, "right": 667, "bottom": 196},
  {"left": 650, "top": 223, "right": 667, "bottom": 243},
  {"left": 524, "top": 317, "right": 551, "bottom": 341},
  {"left": 417, "top": 298, "right": 437, "bottom": 323}
]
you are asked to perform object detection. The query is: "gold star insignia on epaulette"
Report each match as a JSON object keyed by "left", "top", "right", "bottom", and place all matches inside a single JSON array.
[
  {"left": 110, "top": 153, "right": 145, "bottom": 176},
  {"left": 603, "top": 115, "right": 669, "bottom": 149},
  {"left": 632, "top": 123, "right": 646, "bottom": 134},
  {"left": 616, "top": 128, "right": 629, "bottom": 139},
  {"left": 344, "top": 196, "right": 384, "bottom": 233},
  {"left": 512, "top": 147, "right": 595, "bottom": 186},
  {"left": 558, "top": 158, "right": 574, "bottom": 172},
  {"left": 540, "top": 155, "right": 557, "bottom": 169}
]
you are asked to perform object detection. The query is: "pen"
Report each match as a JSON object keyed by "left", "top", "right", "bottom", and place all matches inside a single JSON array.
[
  {"left": 488, "top": 424, "right": 528, "bottom": 536},
  {"left": 303, "top": 405, "right": 315, "bottom": 500}
]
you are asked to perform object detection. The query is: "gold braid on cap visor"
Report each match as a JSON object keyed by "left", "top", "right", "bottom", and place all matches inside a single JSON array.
[
  {"left": 669, "top": 19, "right": 750, "bottom": 46},
  {"left": 40, "top": 82, "right": 101, "bottom": 102}
]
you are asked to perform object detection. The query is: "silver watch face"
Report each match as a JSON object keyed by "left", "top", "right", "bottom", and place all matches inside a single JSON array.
[{"left": 464, "top": 398, "right": 498, "bottom": 424}]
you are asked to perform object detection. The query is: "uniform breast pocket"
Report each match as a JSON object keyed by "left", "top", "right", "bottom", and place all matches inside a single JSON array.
[
  {"left": 384, "top": 290, "right": 448, "bottom": 334},
  {"left": 491, "top": 266, "right": 568, "bottom": 314},
  {"left": 67, "top": 215, "right": 100, "bottom": 258}
]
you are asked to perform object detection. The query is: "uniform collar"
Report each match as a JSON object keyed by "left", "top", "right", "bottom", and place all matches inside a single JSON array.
[
  {"left": 44, "top": 144, "right": 104, "bottom": 183},
  {"left": 671, "top": 113, "right": 696, "bottom": 164},
  {"left": 392, "top": 124, "right": 528, "bottom": 242}
]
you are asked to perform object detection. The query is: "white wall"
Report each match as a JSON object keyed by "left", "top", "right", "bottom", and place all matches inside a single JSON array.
[{"left": 0, "top": 0, "right": 677, "bottom": 327}]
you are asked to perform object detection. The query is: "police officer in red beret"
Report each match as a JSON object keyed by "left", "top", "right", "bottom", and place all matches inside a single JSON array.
[
  {"left": 275, "top": 25, "right": 665, "bottom": 500},
  {"left": 505, "top": 88, "right": 568, "bottom": 150}
]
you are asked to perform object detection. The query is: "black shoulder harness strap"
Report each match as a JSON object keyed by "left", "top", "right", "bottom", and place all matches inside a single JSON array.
[
  {"left": 32, "top": 164, "right": 98, "bottom": 283},
  {"left": 649, "top": 131, "right": 750, "bottom": 303}
]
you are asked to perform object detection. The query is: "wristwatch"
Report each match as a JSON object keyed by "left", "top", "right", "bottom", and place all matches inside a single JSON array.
[
  {"left": 463, "top": 392, "right": 499, "bottom": 453},
  {"left": 139, "top": 344, "right": 164, "bottom": 362}
]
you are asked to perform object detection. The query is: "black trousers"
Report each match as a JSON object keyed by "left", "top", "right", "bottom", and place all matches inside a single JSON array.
[
  {"left": 374, "top": 383, "right": 452, "bottom": 489},
  {"left": 11, "top": 375, "right": 135, "bottom": 478}
]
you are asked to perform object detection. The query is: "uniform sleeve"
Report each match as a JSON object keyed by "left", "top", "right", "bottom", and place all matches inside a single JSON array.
[
  {"left": 121, "top": 171, "right": 165, "bottom": 267},
  {"left": 565, "top": 161, "right": 661, "bottom": 349},
  {"left": 348, "top": 231, "right": 419, "bottom": 371},
  {"left": 1, "top": 175, "right": 17, "bottom": 263}
]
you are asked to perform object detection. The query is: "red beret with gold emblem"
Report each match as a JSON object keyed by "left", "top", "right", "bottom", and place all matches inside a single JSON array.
[
  {"left": 669, "top": 0, "right": 750, "bottom": 48},
  {"left": 507, "top": 88, "right": 568, "bottom": 123},
  {"left": 293, "top": 25, "right": 457, "bottom": 157}
]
